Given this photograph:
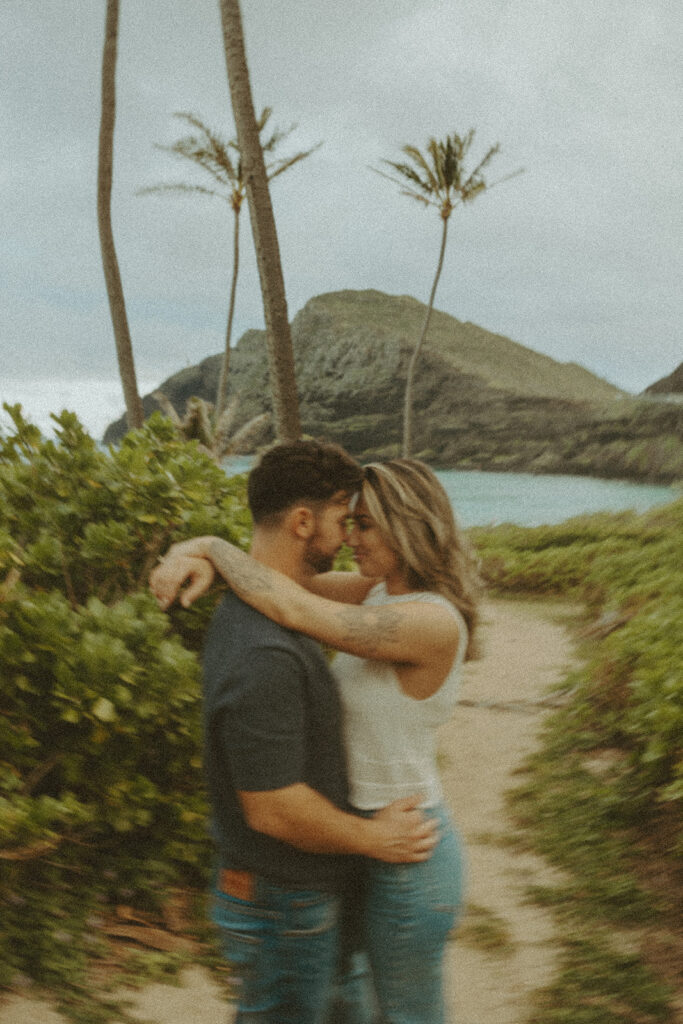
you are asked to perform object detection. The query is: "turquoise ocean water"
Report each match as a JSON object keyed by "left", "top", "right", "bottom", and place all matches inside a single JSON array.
[
  {"left": 223, "top": 457, "right": 677, "bottom": 528},
  {"left": 1, "top": 382, "right": 674, "bottom": 529}
]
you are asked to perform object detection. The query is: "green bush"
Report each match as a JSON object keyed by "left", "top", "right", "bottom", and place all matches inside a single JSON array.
[
  {"left": 477, "top": 500, "right": 682, "bottom": 1020},
  {"left": 472, "top": 497, "right": 683, "bottom": 834},
  {"left": 0, "top": 405, "right": 251, "bottom": 989}
]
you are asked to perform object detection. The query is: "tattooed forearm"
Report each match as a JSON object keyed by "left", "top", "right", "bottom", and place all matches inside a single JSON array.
[
  {"left": 208, "top": 539, "right": 275, "bottom": 596},
  {"left": 337, "top": 604, "right": 403, "bottom": 657},
  {"left": 197, "top": 538, "right": 410, "bottom": 657}
]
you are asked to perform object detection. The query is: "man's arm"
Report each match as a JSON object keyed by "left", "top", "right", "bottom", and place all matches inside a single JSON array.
[
  {"left": 210, "top": 647, "right": 437, "bottom": 864},
  {"left": 240, "top": 784, "right": 437, "bottom": 864}
]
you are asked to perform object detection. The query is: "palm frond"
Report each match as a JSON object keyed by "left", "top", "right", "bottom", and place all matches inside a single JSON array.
[
  {"left": 486, "top": 166, "right": 526, "bottom": 191},
  {"left": 173, "top": 112, "right": 232, "bottom": 158},
  {"left": 152, "top": 391, "right": 181, "bottom": 426},
  {"left": 427, "top": 137, "right": 449, "bottom": 192},
  {"left": 219, "top": 412, "right": 270, "bottom": 458},
  {"left": 261, "top": 124, "right": 294, "bottom": 154},
  {"left": 370, "top": 166, "right": 439, "bottom": 206},
  {"left": 163, "top": 113, "right": 238, "bottom": 185},
  {"left": 170, "top": 140, "right": 237, "bottom": 187},
  {"left": 458, "top": 128, "right": 476, "bottom": 157},
  {"left": 460, "top": 142, "right": 501, "bottom": 197},
  {"left": 137, "top": 182, "right": 229, "bottom": 203},
  {"left": 255, "top": 107, "right": 273, "bottom": 132},
  {"left": 181, "top": 397, "right": 215, "bottom": 448},
  {"left": 213, "top": 394, "right": 240, "bottom": 445},
  {"left": 154, "top": 142, "right": 236, "bottom": 189},
  {"left": 401, "top": 145, "right": 440, "bottom": 194},
  {"left": 460, "top": 180, "right": 486, "bottom": 204},
  {"left": 267, "top": 141, "right": 323, "bottom": 181},
  {"left": 381, "top": 159, "right": 434, "bottom": 196},
  {"left": 440, "top": 136, "right": 460, "bottom": 192},
  {"left": 399, "top": 189, "right": 433, "bottom": 207},
  {"left": 257, "top": 107, "right": 297, "bottom": 156}
]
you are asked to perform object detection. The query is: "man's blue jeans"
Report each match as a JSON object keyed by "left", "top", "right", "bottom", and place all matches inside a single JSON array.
[{"left": 211, "top": 874, "right": 352, "bottom": 1023}]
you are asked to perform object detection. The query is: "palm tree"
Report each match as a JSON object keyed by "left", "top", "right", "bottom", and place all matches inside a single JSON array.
[
  {"left": 375, "top": 131, "right": 520, "bottom": 457},
  {"left": 152, "top": 391, "right": 270, "bottom": 465},
  {"left": 140, "top": 111, "right": 318, "bottom": 422},
  {"left": 218, "top": 0, "right": 301, "bottom": 442},
  {"left": 97, "top": 0, "right": 144, "bottom": 430}
]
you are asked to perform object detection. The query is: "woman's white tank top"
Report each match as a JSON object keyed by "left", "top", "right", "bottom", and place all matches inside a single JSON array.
[{"left": 332, "top": 582, "right": 467, "bottom": 809}]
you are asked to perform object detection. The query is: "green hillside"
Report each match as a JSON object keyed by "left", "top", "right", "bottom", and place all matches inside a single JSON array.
[
  {"left": 300, "top": 291, "right": 622, "bottom": 402},
  {"left": 103, "top": 290, "right": 682, "bottom": 484},
  {"left": 644, "top": 360, "right": 683, "bottom": 395}
]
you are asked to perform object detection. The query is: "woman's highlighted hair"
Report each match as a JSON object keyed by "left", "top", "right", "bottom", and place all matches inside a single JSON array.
[{"left": 361, "top": 459, "right": 482, "bottom": 659}]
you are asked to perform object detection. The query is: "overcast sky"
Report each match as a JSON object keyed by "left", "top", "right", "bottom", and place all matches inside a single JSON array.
[{"left": 1, "top": 0, "right": 682, "bottom": 435}]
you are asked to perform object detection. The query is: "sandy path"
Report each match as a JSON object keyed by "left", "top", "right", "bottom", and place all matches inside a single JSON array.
[
  {"left": 0, "top": 598, "right": 578, "bottom": 1024},
  {"left": 442, "top": 597, "right": 576, "bottom": 1023}
]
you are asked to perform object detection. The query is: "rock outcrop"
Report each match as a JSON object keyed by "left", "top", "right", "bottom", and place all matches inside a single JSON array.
[
  {"left": 103, "top": 290, "right": 682, "bottom": 483},
  {"left": 644, "top": 362, "right": 683, "bottom": 396}
]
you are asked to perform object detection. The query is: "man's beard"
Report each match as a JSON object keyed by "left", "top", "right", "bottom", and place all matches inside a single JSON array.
[{"left": 303, "top": 535, "right": 336, "bottom": 575}]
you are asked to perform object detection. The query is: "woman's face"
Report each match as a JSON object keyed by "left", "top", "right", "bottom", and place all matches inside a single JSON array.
[{"left": 346, "top": 498, "right": 402, "bottom": 581}]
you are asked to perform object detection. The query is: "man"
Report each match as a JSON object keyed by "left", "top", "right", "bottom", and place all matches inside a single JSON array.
[{"left": 150, "top": 440, "right": 436, "bottom": 1024}]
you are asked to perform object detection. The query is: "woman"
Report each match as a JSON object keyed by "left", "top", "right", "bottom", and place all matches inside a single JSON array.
[{"left": 155, "top": 459, "right": 481, "bottom": 1024}]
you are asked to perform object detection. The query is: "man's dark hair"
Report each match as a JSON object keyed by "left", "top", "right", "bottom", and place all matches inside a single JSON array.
[{"left": 247, "top": 440, "right": 362, "bottom": 525}]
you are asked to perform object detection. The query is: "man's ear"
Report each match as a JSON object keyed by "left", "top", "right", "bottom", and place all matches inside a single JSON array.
[{"left": 285, "top": 505, "right": 316, "bottom": 540}]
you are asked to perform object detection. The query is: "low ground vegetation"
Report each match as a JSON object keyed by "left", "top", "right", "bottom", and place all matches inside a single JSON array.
[
  {"left": 472, "top": 499, "right": 682, "bottom": 1021},
  {"left": 472, "top": 500, "right": 683, "bottom": 815}
]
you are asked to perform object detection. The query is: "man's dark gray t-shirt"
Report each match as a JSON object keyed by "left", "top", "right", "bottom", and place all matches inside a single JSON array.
[{"left": 202, "top": 590, "right": 351, "bottom": 890}]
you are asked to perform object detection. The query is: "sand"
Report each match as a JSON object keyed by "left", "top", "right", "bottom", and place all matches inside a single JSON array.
[{"left": 0, "top": 598, "right": 578, "bottom": 1024}]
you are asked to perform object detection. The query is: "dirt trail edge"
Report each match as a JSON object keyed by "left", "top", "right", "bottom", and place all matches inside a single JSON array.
[{"left": 0, "top": 597, "right": 579, "bottom": 1024}]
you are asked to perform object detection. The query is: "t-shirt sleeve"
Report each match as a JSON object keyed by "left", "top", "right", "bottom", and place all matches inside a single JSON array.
[{"left": 216, "top": 646, "right": 306, "bottom": 792}]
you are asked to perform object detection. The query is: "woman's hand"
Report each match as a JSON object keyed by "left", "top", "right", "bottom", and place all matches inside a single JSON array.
[
  {"left": 150, "top": 553, "right": 216, "bottom": 609},
  {"left": 159, "top": 536, "right": 215, "bottom": 562}
]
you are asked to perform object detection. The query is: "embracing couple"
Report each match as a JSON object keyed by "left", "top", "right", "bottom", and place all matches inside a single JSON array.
[{"left": 150, "top": 439, "right": 481, "bottom": 1024}]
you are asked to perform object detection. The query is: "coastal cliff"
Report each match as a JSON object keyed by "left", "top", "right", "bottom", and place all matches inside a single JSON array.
[{"left": 103, "top": 290, "right": 682, "bottom": 484}]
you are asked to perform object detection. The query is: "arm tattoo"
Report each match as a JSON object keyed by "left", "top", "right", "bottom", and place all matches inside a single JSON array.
[
  {"left": 208, "top": 539, "right": 275, "bottom": 596},
  {"left": 338, "top": 604, "right": 403, "bottom": 657}
]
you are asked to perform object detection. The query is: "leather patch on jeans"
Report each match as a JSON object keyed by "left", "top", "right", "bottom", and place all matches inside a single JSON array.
[{"left": 219, "top": 868, "right": 256, "bottom": 902}]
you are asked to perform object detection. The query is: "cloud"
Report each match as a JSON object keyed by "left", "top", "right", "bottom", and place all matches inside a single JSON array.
[{"left": 1, "top": 0, "right": 681, "bottom": 410}]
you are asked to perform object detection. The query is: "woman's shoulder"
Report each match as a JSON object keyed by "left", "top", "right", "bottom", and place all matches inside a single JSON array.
[
  {"left": 366, "top": 584, "right": 460, "bottom": 615},
  {"left": 362, "top": 580, "right": 388, "bottom": 603},
  {"left": 413, "top": 590, "right": 464, "bottom": 613},
  {"left": 366, "top": 585, "right": 468, "bottom": 637},
  {"left": 412, "top": 591, "right": 468, "bottom": 636}
]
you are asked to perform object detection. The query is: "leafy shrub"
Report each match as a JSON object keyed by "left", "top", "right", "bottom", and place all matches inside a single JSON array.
[
  {"left": 479, "top": 499, "right": 682, "bottom": 1020},
  {"left": 0, "top": 406, "right": 251, "bottom": 989},
  {"left": 472, "top": 497, "right": 683, "bottom": 837}
]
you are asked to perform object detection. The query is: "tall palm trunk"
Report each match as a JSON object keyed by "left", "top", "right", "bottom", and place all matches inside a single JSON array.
[
  {"left": 97, "top": 0, "right": 144, "bottom": 431},
  {"left": 215, "top": 201, "right": 241, "bottom": 420},
  {"left": 218, "top": 0, "right": 301, "bottom": 442},
  {"left": 402, "top": 214, "right": 449, "bottom": 457}
]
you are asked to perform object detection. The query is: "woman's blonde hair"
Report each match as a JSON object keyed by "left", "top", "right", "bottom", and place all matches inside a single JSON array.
[{"left": 361, "top": 459, "right": 482, "bottom": 659}]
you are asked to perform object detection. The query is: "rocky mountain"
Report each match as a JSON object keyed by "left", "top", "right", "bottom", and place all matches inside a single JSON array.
[
  {"left": 644, "top": 362, "right": 683, "bottom": 395},
  {"left": 104, "top": 290, "right": 683, "bottom": 484}
]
